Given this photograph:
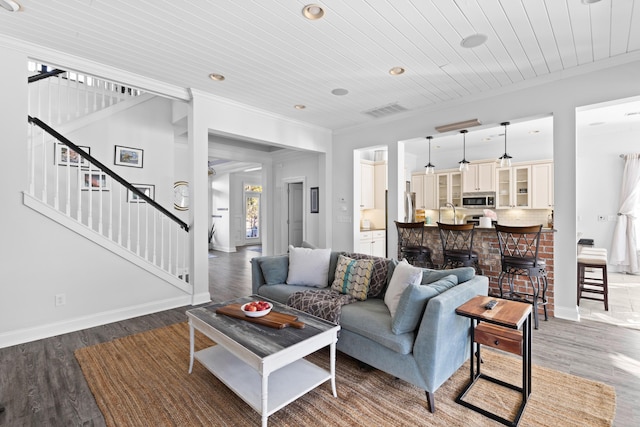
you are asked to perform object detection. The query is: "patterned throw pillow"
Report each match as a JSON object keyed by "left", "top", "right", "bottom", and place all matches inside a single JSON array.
[{"left": 331, "top": 255, "right": 374, "bottom": 301}]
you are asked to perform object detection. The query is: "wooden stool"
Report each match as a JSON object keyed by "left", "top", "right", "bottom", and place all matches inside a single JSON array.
[{"left": 577, "top": 248, "right": 609, "bottom": 311}]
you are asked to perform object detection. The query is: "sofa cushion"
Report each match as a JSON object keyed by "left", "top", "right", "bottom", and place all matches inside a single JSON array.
[
  {"left": 340, "top": 299, "right": 415, "bottom": 355},
  {"left": 331, "top": 255, "right": 374, "bottom": 301},
  {"left": 257, "top": 255, "right": 289, "bottom": 285},
  {"left": 286, "top": 245, "right": 332, "bottom": 288},
  {"left": 391, "top": 274, "right": 458, "bottom": 335},
  {"left": 341, "top": 252, "right": 389, "bottom": 298},
  {"left": 384, "top": 260, "right": 423, "bottom": 319},
  {"left": 257, "top": 284, "right": 313, "bottom": 304},
  {"left": 421, "top": 266, "right": 475, "bottom": 285}
]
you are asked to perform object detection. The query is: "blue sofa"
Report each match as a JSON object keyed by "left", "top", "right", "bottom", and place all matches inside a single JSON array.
[{"left": 250, "top": 251, "right": 489, "bottom": 412}]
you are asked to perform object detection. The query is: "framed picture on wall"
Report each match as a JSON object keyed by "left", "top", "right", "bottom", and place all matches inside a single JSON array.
[
  {"left": 55, "top": 143, "right": 90, "bottom": 168},
  {"left": 114, "top": 145, "right": 143, "bottom": 168},
  {"left": 127, "top": 184, "right": 155, "bottom": 203},
  {"left": 310, "top": 187, "right": 319, "bottom": 213},
  {"left": 81, "top": 171, "right": 109, "bottom": 190}
]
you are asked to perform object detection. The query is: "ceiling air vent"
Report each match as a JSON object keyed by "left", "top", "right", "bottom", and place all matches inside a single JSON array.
[{"left": 362, "top": 103, "right": 408, "bottom": 119}]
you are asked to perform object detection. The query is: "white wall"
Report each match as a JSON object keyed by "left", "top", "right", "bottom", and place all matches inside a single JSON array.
[
  {"left": 577, "top": 122, "right": 640, "bottom": 261},
  {"left": 332, "top": 58, "right": 640, "bottom": 321},
  {"left": 0, "top": 45, "right": 191, "bottom": 347}
]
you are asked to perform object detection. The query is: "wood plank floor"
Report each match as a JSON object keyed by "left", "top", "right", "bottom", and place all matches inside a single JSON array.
[{"left": 0, "top": 245, "right": 638, "bottom": 426}]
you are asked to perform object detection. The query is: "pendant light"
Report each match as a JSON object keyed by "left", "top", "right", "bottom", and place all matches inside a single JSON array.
[
  {"left": 498, "top": 121, "right": 512, "bottom": 167},
  {"left": 424, "top": 136, "right": 435, "bottom": 174},
  {"left": 458, "top": 130, "right": 470, "bottom": 172}
]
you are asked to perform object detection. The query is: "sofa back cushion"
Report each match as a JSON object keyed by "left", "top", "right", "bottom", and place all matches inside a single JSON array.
[
  {"left": 384, "top": 260, "right": 423, "bottom": 319},
  {"left": 331, "top": 255, "right": 374, "bottom": 300},
  {"left": 286, "top": 245, "right": 332, "bottom": 287}
]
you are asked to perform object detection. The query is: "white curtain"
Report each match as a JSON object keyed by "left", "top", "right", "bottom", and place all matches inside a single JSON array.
[{"left": 610, "top": 153, "right": 640, "bottom": 273}]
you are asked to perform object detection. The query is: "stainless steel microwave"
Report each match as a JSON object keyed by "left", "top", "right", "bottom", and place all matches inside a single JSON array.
[{"left": 462, "top": 192, "right": 495, "bottom": 208}]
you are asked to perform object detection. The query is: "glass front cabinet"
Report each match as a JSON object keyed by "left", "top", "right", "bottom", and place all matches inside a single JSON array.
[
  {"left": 437, "top": 171, "right": 462, "bottom": 208},
  {"left": 495, "top": 166, "right": 530, "bottom": 209}
]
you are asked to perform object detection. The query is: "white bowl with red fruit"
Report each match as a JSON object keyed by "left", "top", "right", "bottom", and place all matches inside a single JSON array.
[{"left": 241, "top": 300, "right": 273, "bottom": 317}]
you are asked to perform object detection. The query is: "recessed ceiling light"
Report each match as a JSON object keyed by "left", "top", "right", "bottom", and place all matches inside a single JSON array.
[
  {"left": 302, "top": 4, "right": 324, "bottom": 20},
  {"left": 625, "top": 111, "right": 640, "bottom": 116},
  {"left": 208, "top": 73, "right": 225, "bottom": 81},
  {"left": 294, "top": 104, "right": 306, "bottom": 110},
  {"left": 331, "top": 88, "right": 349, "bottom": 96},
  {"left": 581, "top": 0, "right": 601, "bottom": 4},
  {"left": 461, "top": 33, "right": 488, "bottom": 48},
  {"left": 589, "top": 122, "right": 605, "bottom": 126},
  {"left": 0, "top": 0, "right": 20, "bottom": 12},
  {"left": 389, "top": 66, "right": 405, "bottom": 75},
  {"left": 482, "top": 137, "right": 492, "bottom": 142},
  {"left": 529, "top": 130, "right": 540, "bottom": 134}
]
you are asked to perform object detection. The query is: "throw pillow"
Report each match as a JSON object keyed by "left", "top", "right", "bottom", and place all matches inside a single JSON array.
[
  {"left": 384, "top": 260, "right": 423, "bottom": 319},
  {"left": 331, "top": 255, "right": 375, "bottom": 301},
  {"left": 391, "top": 274, "right": 458, "bottom": 334},
  {"left": 341, "top": 252, "right": 389, "bottom": 298},
  {"left": 257, "top": 256, "right": 289, "bottom": 285},
  {"left": 286, "top": 245, "right": 332, "bottom": 287}
]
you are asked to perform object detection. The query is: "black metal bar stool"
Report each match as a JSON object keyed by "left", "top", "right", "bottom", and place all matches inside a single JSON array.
[
  {"left": 495, "top": 224, "right": 548, "bottom": 329},
  {"left": 437, "top": 222, "right": 482, "bottom": 274},
  {"left": 394, "top": 221, "right": 435, "bottom": 268}
]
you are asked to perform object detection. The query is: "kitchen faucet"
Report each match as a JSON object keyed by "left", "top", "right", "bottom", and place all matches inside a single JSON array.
[{"left": 438, "top": 202, "right": 457, "bottom": 224}]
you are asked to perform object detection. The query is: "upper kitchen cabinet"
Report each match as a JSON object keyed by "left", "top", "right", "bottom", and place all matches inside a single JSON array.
[
  {"left": 411, "top": 173, "right": 437, "bottom": 210},
  {"left": 496, "top": 165, "right": 531, "bottom": 209},
  {"left": 374, "top": 161, "right": 387, "bottom": 209},
  {"left": 360, "top": 161, "right": 374, "bottom": 209},
  {"left": 531, "top": 162, "right": 554, "bottom": 209},
  {"left": 463, "top": 162, "right": 495, "bottom": 193},
  {"left": 437, "top": 171, "right": 462, "bottom": 208}
]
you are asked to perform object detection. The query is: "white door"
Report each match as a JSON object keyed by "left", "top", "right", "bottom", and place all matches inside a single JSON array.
[{"left": 288, "top": 183, "right": 304, "bottom": 247}]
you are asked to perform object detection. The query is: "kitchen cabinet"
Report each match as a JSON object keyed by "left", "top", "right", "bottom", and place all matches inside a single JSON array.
[
  {"left": 374, "top": 162, "right": 387, "bottom": 209},
  {"left": 411, "top": 173, "right": 437, "bottom": 210},
  {"left": 437, "top": 171, "right": 462, "bottom": 208},
  {"left": 360, "top": 162, "right": 374, "bottom": 209},
  {"left": 496, "top": 166, "right": 531, "bottom": 209},
  {"left": 359, "top": 230, "right": 386, "bottom": 257},
  {"left": 463, "top": 162, "right": 495, "bottom": 193},
  {"left": 531, "top": 162, "right": 554, "bottom": 209}
]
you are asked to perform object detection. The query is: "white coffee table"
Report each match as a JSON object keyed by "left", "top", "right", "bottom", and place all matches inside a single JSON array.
[{"left": 187, "top": 296, "right": 340, "bottom": 427}]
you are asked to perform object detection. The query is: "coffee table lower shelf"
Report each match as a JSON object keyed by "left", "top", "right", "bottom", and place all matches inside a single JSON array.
[{"left": 196, "top": 346, "right": 332, "bottom": 418}]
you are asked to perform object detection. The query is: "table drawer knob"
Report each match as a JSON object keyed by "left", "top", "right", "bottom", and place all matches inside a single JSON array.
[{"left": 494, "top": 339, "right": 500, "bottom": 345}]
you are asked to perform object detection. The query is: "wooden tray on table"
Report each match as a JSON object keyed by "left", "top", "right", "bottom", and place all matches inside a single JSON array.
[{"left": 216, "top": 303, "right": 305, "bottom": 329}]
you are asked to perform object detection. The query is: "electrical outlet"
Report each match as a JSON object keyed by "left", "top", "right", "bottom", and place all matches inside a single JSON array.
[{"left": 55, "top": 293, "right": 66, "bottom": 307}]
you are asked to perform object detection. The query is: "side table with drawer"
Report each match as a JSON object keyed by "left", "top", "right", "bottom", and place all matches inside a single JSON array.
[{"left": 455, "top": 295, "right": 532, "bottom": 427}]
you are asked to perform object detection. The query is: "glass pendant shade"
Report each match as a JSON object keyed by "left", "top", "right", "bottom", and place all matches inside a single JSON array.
[
  {"left": 458, "top": 130, "right": 470, "bottom": 172},
  {"left": 424, "top": 136, "right": 435, "bottom": 174},
  {"left": 498, "top": 121, "right": 512, "bottom": 167}
]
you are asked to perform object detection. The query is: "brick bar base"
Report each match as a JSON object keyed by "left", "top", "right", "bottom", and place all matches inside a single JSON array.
[{"left": 420, "top": 226, "right": 555, "bottom": 317}]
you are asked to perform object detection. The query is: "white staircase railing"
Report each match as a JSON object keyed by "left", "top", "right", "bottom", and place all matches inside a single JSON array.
[{"left": 25, "top": 64, "right": 190, "bottom": 291}]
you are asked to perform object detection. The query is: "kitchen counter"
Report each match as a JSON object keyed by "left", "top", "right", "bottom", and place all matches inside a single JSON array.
[{"left": 420, "top": 225, "right": 556, "bottom": 317}]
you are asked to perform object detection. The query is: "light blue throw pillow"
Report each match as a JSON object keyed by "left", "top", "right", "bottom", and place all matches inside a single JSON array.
[
  {"left": 257, "top": 256, "right": 289, "bottom": 285},
  {"left": 391, "top": 274, "right": 458, "bottom": 335}
]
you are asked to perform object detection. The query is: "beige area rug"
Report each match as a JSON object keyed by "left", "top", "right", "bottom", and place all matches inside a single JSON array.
[{"left": 75, "top": 322, "right": 615, "bottom": 426}]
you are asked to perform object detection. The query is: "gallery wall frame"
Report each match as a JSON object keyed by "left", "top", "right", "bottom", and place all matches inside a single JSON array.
[
  {"left": 114, "top": 145, "right": 143, "bottom": 168},
  {"left": 310, "top": 187, "right": 319, "bottom": 213},
  {"left": 55, "top": 143, "right": 90, "bottom": 168},
  {"left": 81, "top": 171, "right": 109, "bottom": 190},
  {"left": 127, "top": 184, "right": 155, "bottom": 203}
]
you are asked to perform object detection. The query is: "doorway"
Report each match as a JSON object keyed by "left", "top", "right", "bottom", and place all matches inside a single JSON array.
[
  {"left": 288, "top": 182, "right": 304, "bottom": 247},
  {"left": 244, "top": 184, "right": 262, "bottom": 245}
]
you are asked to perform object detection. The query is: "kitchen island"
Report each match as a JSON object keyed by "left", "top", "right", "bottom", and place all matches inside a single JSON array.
[{"left": 421, "top": 225, "right": 556, "bottom": 317}]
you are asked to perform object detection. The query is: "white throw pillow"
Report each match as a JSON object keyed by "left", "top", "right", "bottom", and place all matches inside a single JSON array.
[
  {"left": 286, "top": 245, "right": 332, "bottom": 287},
  {"left": 384, "top": 260, "right": 423, "bottom": 318}
]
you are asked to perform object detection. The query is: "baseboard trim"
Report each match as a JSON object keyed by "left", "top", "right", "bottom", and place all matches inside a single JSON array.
[
  {"left": 554, "top": 305, "right": 580, "bottom": 322},
  {"left": 0, "top": 295, "right": 196, "bottom": 349}
]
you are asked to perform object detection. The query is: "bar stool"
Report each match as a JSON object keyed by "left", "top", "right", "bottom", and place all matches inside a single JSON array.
[
  {"left": 394, "top": 221, "right": 435, "bottom": 268},
  {"left": 437, "top": 222, "right": 482, "bottom": 274},
  {"left": 495, "top": 224, "right": 548, "bottom": 329},
  {"left": 577, "top": 248, "right": 609, "bottom": 310}
]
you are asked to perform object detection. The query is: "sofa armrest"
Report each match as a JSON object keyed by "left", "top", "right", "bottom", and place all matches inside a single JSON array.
[
  {"left": 250, "top": 257, "right": 267, "bottom": 294},
  {"left": 413, "top": 275, "right": 489, "bottom": 392}
]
